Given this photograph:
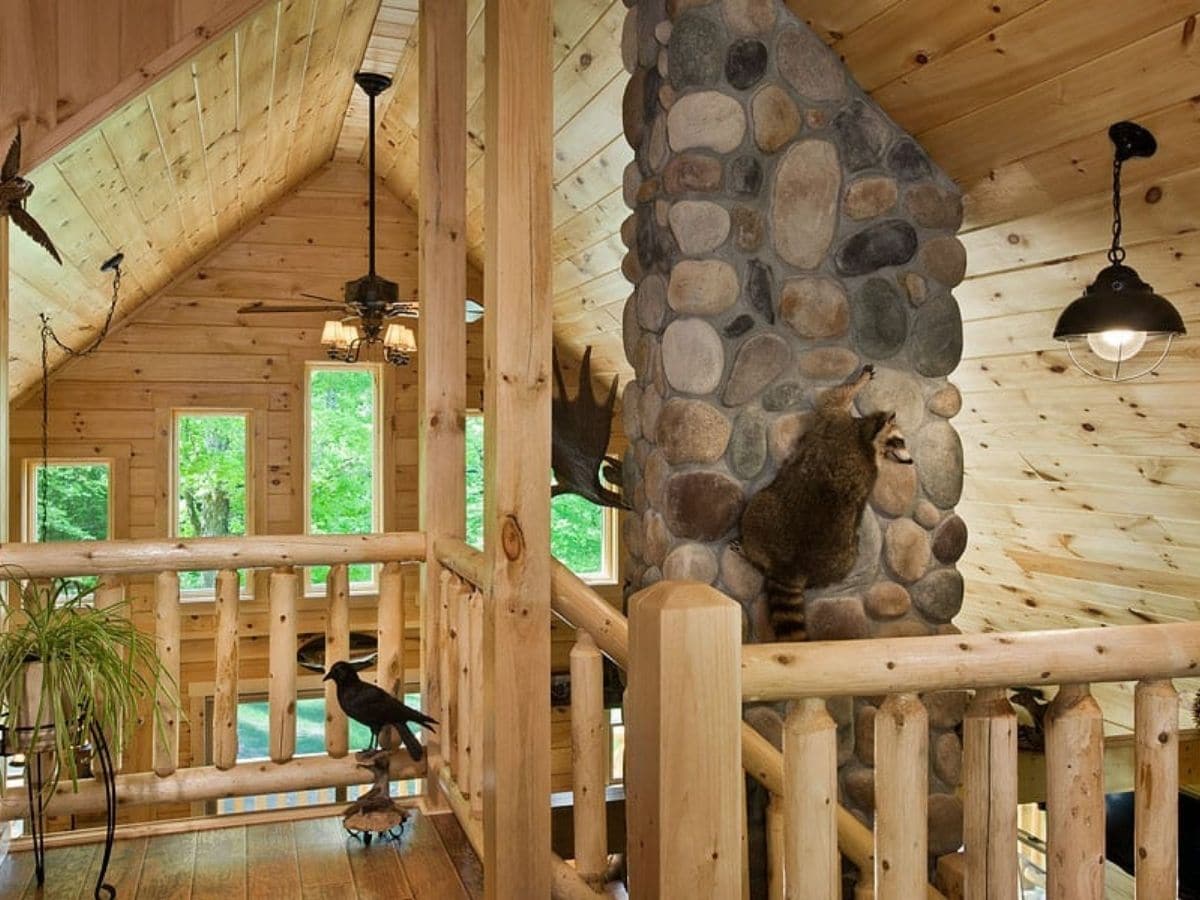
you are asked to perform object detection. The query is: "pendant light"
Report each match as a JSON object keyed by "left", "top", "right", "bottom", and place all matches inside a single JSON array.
[{"left": 1051, "top": 122, "right": 1186, "bottom": 381}]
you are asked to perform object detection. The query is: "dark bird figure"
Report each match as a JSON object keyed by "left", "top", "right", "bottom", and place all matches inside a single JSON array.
[
  {"left": 552, "top": 345, "right": 627, "bottom": 509},
  {"left": 324, "top": 660, "right": 437, "bottom": 761},
  {"left": 0, "top": 129, "right": 62, "bottom": 264}
]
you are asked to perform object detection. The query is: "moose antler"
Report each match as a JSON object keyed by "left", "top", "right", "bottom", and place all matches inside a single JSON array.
[{"left": 552, "top": 346, "right": 627, "bottom": 509}]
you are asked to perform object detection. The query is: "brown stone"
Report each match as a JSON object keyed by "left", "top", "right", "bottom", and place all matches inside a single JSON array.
[
  {"left": 657, "top": 398, "right": 733, "bottom": 464},
  {"left": 663, "top": 153, "right": 723, "bottom": 194},
  {"left": 622, "top": 382, "right": 642, "bottom": 441},
  {"left": 864, "top": 581, "right": 910, "bottom": 619},
  {"left": 668, "top": 202, "right": 731, "bottom": 256},
  {"left": 920, "top": 236, "right": 968, "bottom": 288},
  {"left": 720, "top": 545, "right": 763, "bottom": 602},
  {"left": 623, "top": 161, "right": 641, "bottom": 208},
  {"left": 750, "top": 84, "right": 800, "bottom": 153},
  {"left": 622, "top": 248, "right": 643, "bottom": 284},
  {"left": 664, "top": 471, "right": 745, "bottom": 542},
  {"left": 637, "top": 273, "right": 669, "bottom": 332},
  {"left": 623, "top": 68, "right": 648, "bottom": 148},
  {"left": 933, "top": 731, "right": 963, "bottom": 787},
  {"left": 905, "top": 183, "right": 964, "bottom": 231},
  {"left": 780, "top": 277, "right": 849, "bottom": 339},
  {"left": 639, "top": 383, "right": 663, "bottom": 441},
  {"left": 777, "top": 27, "right": 845, "bottom": 101},
  {"left": 667, "top": 90, "right": 747, "bottom": 153},
  {"left": 663, "top": 542, "right": 719, "bottom": 583},
  {"left": 914, "top": 500, "right": 942, "bottom": 529},
  {"left": 797, "top": 347, "right": 859, "bottom": 381},
  {"left": 842, "top": 765, "right": 875, "bottom": 814},
  {"left": 635, "top": 176, "right": 660, "bottom": 204},
  {"left": 621, "top": 214, "right": 637, "bottom": 248},
  {"left": 857, "top": 366, "right": 924, "bottom": 433},
  {"left": 843, "top": 176, "right": 898, "bottom": 220},
  {"left": 668, "top": 259, "right": 738, "bottom": 314},
  {"left": 855, "top": 705, "right": 876, "bottom": 766},
  {"left": 744, "top": 706, "right": 784, "bottom": 751},
  {"left": 658, "top": 82, "right": 678, "bottom": 110},
  {"left": 647, "top": 114, "right": 669, "bottom": 172},
  {"left": 768, "top": 412, "right": 811, "bottom": 463},
  {"left": 730, "top": 206, "right": 764, "bottom": 252},
  {"left": 622, "top": 515, "right": 645, "bottom": 561},
  {"left": 644, "top": 510, "right": 672, "bottom": 566},
  {"left": 722, "top": 0, "right": 776, "bottom": 34},
  {"left": 932, "top": 514, "right": 968, "bottom": 564},
  {"left": 828, "top": 696, "right": 853, "bottom": 727},
  {"left": 621, "top": 7, "right": 638, "bottom": 74},
  {"left": 723, "top": 333, "right": 791, "bottom": 407},
  {"left": 903, "top": 272, "right": 927, "bottom": 305},
  {"left": 807, "top": 595, "right": 871, "bottom": 641},
  {"left": 928, "top": 793, "right": 964, "bottom": 857},
  {"left": 662, "top": 318, "right": 725, "bottom": 394},
  {"left": 928, "top": 383, "right": 962, "bottom": 418},
  {"left": 871, "top": 459, "right": 918, "bottom": 517},
  {"left": 654, "top": 19, "right": 672, "bottom": 44},
  {"left": 872, "top": 617, "right": 929, "bottom": 638},
  {"left": 923, "top": 690, "right": 968, "bottom": 729},
  {"left": 772, "top": 140, "right": 841, "bottom": 269},
  {"left": 885, "top": 518, "right": 931, "bottom": 583}
]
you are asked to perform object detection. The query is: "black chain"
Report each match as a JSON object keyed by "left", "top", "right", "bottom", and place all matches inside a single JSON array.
[{"left": 1108, "top": 156, "right": 1126, "bottom": 265}]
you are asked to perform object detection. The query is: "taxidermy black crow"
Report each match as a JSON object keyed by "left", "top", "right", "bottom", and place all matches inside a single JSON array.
[
  {"left": 0, "top": 129, "right": 62, "bottom": 264},
  {"left": 324, "top": 660, "right": 438, "bottom": 760}
]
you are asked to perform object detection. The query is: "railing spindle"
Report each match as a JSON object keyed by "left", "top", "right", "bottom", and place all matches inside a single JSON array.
[
  {"left": 440, "top": 571, "right": 457, "bottom": 773},
  {"left": 268, "top": 566, "right": 298, "bottom": 764},
  {"left": 767, "top": 792, "right": 785, "bottom": 900},
  {"left": 153, "top": 571, "right": 181, "bottom": 777},
  {"left": 784, "top": 697, "right": 838, "bottom": 900},
  {"left": 212, "top": 568, "right": 239, "bottom": 770},
  {"left": 963, "top": 688, "right": 1017, "bottom": 899},
  {"left": 95, "top": 575, "right": 126, "bottom": 770},
  {"left": 570, "top": 630, "right": 607, "bottom": 888},
  {"left": 455, "top": 581, "right": 472, "bottom": 795},
  {"left": 1045, "top": 683, "right": 1104, "bottom": 900},
  {"left": 469, "top": 588, "right": 484, "bottom": 818},
  {"left": 324, "top": 564, "right": 350, "bottom": 758},
  {"left": 1134, "top": 679, "right": 1178, "bottom": 899},
  {"left": 377, "top": 560, "right": 405, "bottom": 697},
  {"left": 874, "top": 692, "right": 927, "bottom": 899}
]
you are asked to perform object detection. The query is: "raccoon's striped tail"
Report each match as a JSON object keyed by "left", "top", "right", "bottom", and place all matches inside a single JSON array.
[{"left": 765, "top": 576, "right": 807, "bottom": 642}]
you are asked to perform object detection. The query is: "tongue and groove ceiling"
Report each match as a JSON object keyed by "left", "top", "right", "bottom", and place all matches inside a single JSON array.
[{"left": 5, "top": 0, "right": 1200, "bottom": 725}]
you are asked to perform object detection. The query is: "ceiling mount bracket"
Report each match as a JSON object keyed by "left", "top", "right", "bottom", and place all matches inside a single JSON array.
[
  {"left": 1109, "top": 121, "right": 1156, "bottom": 162},
  {"left": 354, "top": 72, "right": 393, "bottom": 97}
]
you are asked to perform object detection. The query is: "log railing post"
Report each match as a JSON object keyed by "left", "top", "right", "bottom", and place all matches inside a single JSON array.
[
  {"left": 963, "top": 688, "right": 1017, "bottom": 899},
  {"left": 212, "top": 568, "right": 239, "bottom": 770},
  {"left": 626, "top": 581, "right": 742, "bottom": 898},
  {"left": 874, "top": 693, "right": 927, "bottom": 899},
  {"left": 570, "top": 630, "right": 607, "bottom": 889},
  {"left": 377, "top": 560, "right": 405, "bottom": 697},
  {"left": 1045, "top": 683, "right": 1104, "bottom": 900},
  {"left": 153, "top": 571, "right": 181, "bottom": 777},
  {"left": 784, "top": 697, "right": 838, "bottom": 900},
  {"left": 454, "top": 581, "right": 471, "bottom": 794},
  {"left": 324, "top": 564, "right": 350, "bottom": 758},
  {"left": 469, "top": 588, "right": 484, "bottom": 819},
  {"left": 95, "top": 575, "right": 126, "bottom": 770},
  {"left": 268, "top": 566, "right": 298, "bottom": 764},
  {"left": 767, "top": 793, "right": 785, "bottom": 900},
  {"left": 440, "top": 570, "right": 457, "bottom": 775},
  {"left": 1134, "top": 679, "right": 1178, "bottom": 899}
]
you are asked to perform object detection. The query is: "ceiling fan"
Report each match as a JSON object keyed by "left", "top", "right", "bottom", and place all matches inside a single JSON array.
[{"left": 238, "top": 71, "right": 483, "bottom": 364}]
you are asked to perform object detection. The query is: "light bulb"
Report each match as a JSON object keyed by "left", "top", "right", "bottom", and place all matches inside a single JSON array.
[
  {"left": 320, "top": 321, "right": 341, "bottom": 346},
  {"left": 1086, "top": 329, "right": 1147, "bottom": 362}
]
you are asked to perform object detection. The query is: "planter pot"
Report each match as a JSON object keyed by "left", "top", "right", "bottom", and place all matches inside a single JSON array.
[{"left": 12, "top": 661, "right": 59, "bottom": 755}]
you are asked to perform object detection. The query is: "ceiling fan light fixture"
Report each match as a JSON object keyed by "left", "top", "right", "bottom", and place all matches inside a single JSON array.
[{"left": 320, "top": 320, "right": 342, "bottom": 347}]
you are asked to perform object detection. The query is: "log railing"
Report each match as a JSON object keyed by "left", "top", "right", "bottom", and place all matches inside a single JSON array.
[{"left": 0, "top": 531, "right": 427, "bottom": 821}]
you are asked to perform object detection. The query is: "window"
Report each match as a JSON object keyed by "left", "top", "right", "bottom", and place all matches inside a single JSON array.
[
  {"left": 24, "top": 460, "right": 111, "bottom": 543},
  {"left": 173, "top": 412, "right": 250, "bottom": 592},
  {"left": 464, "top": 415, "right": 615, "bottom": 582},
  {"left": 306, "top": 366, "right": 382, "bottom": 590}
]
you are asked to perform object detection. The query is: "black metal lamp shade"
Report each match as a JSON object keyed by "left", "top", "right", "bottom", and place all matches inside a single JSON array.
[{"left": 1053, "top": 264, "right": 1186, "bottom": 341}]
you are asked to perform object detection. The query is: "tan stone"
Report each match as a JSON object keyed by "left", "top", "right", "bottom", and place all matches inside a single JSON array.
[
  {"left": 644, "top": 449, "right": 670, "bottom": 510},
  {"left": 928, "top": 793, "right": 964, "bottom": 856},
  {"left": 914, "top": 500, "right": 942, "bottom": 529},
  {"left": 768, "top": 412, "right": 811, "bottom": 463},
  {"left": 662, "top": 318, "right": 725, "bottom": 394},
  {"left": 843, "top": 176, "right": 898, "bottom": 220},
  {"left": 720, "top": 545, "right": 764, "bottom": 602},
  {"left": 668, "top": 201, "right": 731, "bottom": 256},
  {"left": 722, "top": 0, "right": 776, "bottom": 34},
  {"left": 928, "top": 383, "right": 962, "bottom": 418},
  {"left": 905, "top": 183, "right": 963, "bottom": 230},
  {"left": 903, "top": 272, "right": 927, "bottom": 305},
  {"left": 644, "top": 510, "right": 672, "bottom": 566},
  {"left": 871, "top": 459, "right": 918, "bottom": 517},
  {"left": 730, "top": 206, "right": 764, "bottom": 252},
  {"left": 923, "top": 690, "right": 969, "bottom": 729},
  {"left": 667, "top": 90, "right": 747, "bottom": 154},
  {"left": 797, "top": 347, "right": 859, "bottom": 381},
  {"left": 657, "top": 398, "right": 733, "bottom": 464},
  {"left": 621, "top": 7, "right": 638, "bottom": 74},
  {"left": 779, "top": 277, "right": 849, "bottom": 339},
  {"left": 864, "top": 581, "right": 911, "bottom": 619},
  {"left": 663, "top": 153, "right": 723, "bottom": 194},
  {"left": 667, "top": 258, "right": 739, "bottom": 314},
  {"left": 885, "top": 518, "right": 931, "bottom": 583},
  {"left": 933, "top": 731, "right": 963, "bottom": 787},
  {"left": 750, "top": 84, "right": 800, "bottom": 153},
  {"left": 855, "top": 705, "right": 876, "bottom": 766},
  {"left": 771, "top": 140, "right": 841, "bottom": 269},
  {"left": 663, "top": 542, "right": 719, "bottom": 583},
  {"left": 920, "top": 236, "right": 968, "bottom": 287}
]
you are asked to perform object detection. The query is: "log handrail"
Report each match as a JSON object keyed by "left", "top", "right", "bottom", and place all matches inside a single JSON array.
[{"left": 433, "top": 536, "right": 490, "bottom": 592}]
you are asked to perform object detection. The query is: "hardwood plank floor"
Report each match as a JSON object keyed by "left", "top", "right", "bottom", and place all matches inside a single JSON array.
[{"left": 0, "top": 811, "right": 480, "bottom": 899}]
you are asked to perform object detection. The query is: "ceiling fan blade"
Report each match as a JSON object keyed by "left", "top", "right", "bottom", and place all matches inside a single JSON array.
[
  {"left": 465, "top": 298, "right": 485, "bottom": 323},
  {"left": 238, "top": 303, "right": 348, "bottom": 314},
  {"left": 299, "top": 292, "right": 342, "bottom": 304}
]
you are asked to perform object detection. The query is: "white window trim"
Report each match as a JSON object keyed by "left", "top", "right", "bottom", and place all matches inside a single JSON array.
[{"left": 21, "top": 457, "right": 114, "bottom": 543}]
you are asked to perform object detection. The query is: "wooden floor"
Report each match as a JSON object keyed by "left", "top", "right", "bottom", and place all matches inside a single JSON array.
[{"left": 0, "top": 811, "right": 482, "bottom": 899}]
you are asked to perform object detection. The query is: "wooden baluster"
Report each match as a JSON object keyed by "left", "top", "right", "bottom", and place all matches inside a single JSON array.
[
  {"left": 767, "top": 793, "right": 785, "bottom": 900},
  {"left": 212, "top": 569, "right": 239, "bottom": 770},
  {"left": 377, "top": 560, "right": 405, "bottom": 697},
  {"left": 742, "top": 773, "right": 752, "bottom": 900},
  {"left": 153, "top": 571, "right": 181, "bottom": 777},
  {"left": 1134, "top": 679, "right": 1178, "bottom": 899},
  {"left": 324, "top": 564, "right": 350, "bottom": 758},
  {"left": 94, "top": 576, "right": 126, "bottom": 770},
  {"left": 469, "top": 588, "right": 484, "bottom": 819},
  {"left": 784, "top": 697, "right": 838, "bottom": 900},
  {"left": 439, "top": 571, "right": 456, "bottom": 772},
  {"left": 268, "top": 566, "right": 298, "bottom": 764},
  {"left": 1045, "top": 683, "right": 1104, "bottom": 900},
  {"left": 963, "top": 688, "right": 1018, "bottom": 899},
  {"left": 455, "top": 581, "right": 471, "bottom": 794},
  {"left": 570, "top": 631, "right": 607, "bottom": 889},
  {"left": 874, "top": 693, "right": 927, "bottom": 899}
]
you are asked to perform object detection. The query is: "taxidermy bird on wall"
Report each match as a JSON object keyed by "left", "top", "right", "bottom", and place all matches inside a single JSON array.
[
  {"left": 324, "top": 661, "right": 438, "bottom": 761},
  {"left": 0, "top": 129, "right": 62, "bottom": 264},
  {"left": 738, "top": 366, "right": 912, "bottom": 642},
  {"left": 552, "top": 345, "right": 628, "bottom": 509}
]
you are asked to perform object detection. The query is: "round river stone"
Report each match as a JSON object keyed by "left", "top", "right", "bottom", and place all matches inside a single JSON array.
[
  {"left": 915, "top": 420, "right": 964, "bottom": 508},
  {"left": 772, "top": 140, "right": 841, "bottom": 269},
  {"left": 664, "top": 470, "right": 745, "bottom": 541},
  {"left": 910, "top": 293, "right": 963, "bottom": 378},
  {"left": 835, "top": 220, "right": 919, "bottom": 276},
  {"left": 723, "top": 333, "right": 791, "bottom": 406},
  {"left": 852, "top": 277, "right": 908, "bottom": 359},
  {"left": 657, "top": 398, "right": 732, "bottom": 464},
  {"left": 668, "top": 91, "right": 746, "bottom": 154},
  {"left": 780, "top": 277, "right": 849, "bottom": 339},
  {"left": 662, "top": 318, "right": 725, "bottom": 394}
]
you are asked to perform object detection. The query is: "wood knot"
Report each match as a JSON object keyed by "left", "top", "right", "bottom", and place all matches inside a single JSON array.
[{"left": 501, "top": 517, "right": 524, "bottom": 561}]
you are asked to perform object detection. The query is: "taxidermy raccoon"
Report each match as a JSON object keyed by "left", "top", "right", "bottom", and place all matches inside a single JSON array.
[{"left": 738, "top": 365, "right": 913, "bottom": 642}]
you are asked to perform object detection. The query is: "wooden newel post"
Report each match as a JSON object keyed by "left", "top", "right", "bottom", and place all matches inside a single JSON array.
[
  {"left": 570, "top": 630, "right": 607, "bottom": 888},
  {"left": 1045, "top": 683, "right": 1104, "bottom": 900},
  {"left": 1134, "top": 679, "right": 1178, "bottom": 899},
  {"left": 874, "top": 692, "right": 928, "bottom": 900},
  {"left": 626, "top": 581, "right": 743, "bottom": 899},
  {"left": 784, "top": 697, "right": 838, "bottom": 900},
  {"left": 963, "top": 688, "right": 1017, "bottom": 899},
  {"left": 268, "top": 566, "right": 298, "bottom": 764}
]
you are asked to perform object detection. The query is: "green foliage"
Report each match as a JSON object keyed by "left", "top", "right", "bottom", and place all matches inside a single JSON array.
[
  {"left": 34, "top": 464, "right": 109, "bottom": 543},
  {"left": 176, "top": 415, "right": 248, "bottom": 590}
]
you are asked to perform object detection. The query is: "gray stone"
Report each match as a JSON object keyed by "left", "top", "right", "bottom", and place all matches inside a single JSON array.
[
  {"left": 637, "top": 273, "right": 669, "bottom": 332},
  {"left": 640, "top": 383, "right": 664, "bottom": 441},
  {"left": 654, "top": 19, "right": 673, "bottom": 44},
  {"left": 722, "top": 0, "right": 776, "bottom": 34},
  {"left": 640, "top": 0, "right": 665, "bottom": 64},
  {"left": 762, "top": 381, "right": 804, "bottom": 412},
  {"left": 667, "top": 90, "right": 746, "bottom": 153},
  {"left": 665, "top": 471, "right": 745, "bottom": 541},
  {"left": 772, "top": 140, "right": 841, "bottom": 269},
  {"left": 621, "top": 7, "right": 638, "bottom": 74},
  {"left": 843, "top": 765, "right": 875, "bottom": 813},
  {"left": 644, "top": 510, "right": 672, "bottom": 566},
  {"left": 725, "top": 38, "right": 768, "bottom": 90},
  {"left": 914, "top": 500, "right": 941, "bottom": 529},
  {"left": 835, "top": 220, "right": 919, "bottom": 276},
  {"left": 622, "top": 514, "right": 645, "bottom": 561},
  {"left": 744, "top": 706, "right": 783, "bottom": 751},
  {"left": 777, "top": 27, "right": 844, "bottom": 101},
  {"left": 923, "top": 690, "right": 968, "bottom": 729},
  {"left": 668, "top": 258, "right": 739, "bottom": 314},
  {"left": 751, "top": 84, "right": 800, "bottom": 153},
  {"left": 622, "top": 382, "right": 643, "bottom": 442},
  {"left": 928, "top": 383, "right": 962, "bottom": 418},
  {"left": 833, "top": 100, "right": 889, "bottom": 171},
  {"left": 888, "top": 138, "right": 933, "bottom": 182},
  {"left": 663, "top": 318, "right": 725, "bottom": 394},
  {"left": 729, "top": 409, "right": 768, "bottom": 479},
  {"left": 932, "top": 515, "right": 967, "bottom": 564},
  {"left": 871, "top": 460, "right": 917, "bottom": 517},
  {"left": 663, "top": 153, "right": 723, "bottom": 194},
  {"left": 843, "top": 176, "right": 898, "bottom": 220},
  {"left": 663, "top": 542, "right": 719, "bottom": 583},
  {"left": 745, "top": 259, "right": 774, "bottom": 323},
  {"left": 915, "top": 420, "right": 963, "bottom": 508},
  {"left": 636, "top": 203, "right": 669, "bottom": 271},
  {"left": 911, "top": 293, "right": 963, "bottom": 378},
  {"left": 668, "top": 13, "right": 723, "bottom": 89},
  {"left": 928, "top": 793, "right": 964, "bottom": 857},
  {"left": 658, "top": 398, "right": 732, "bottom": 464},
  {"left": 865, "top": 581, "right": 911, "bottom": 619},
  {"left": 730, "top": 206, "right": 764, "bottom": 252},
  {"left": 856, "top": 366, "right": 924, "bottom": 433},
  {"left": 933, "top": 731, "right": 963, "bottom": 787},
  {"left": 905, "top": 183, "right": 963, "bottom": 230},
  {"left": 852, "top": 277, "right": 908, "bottom": 359},
  {"left": 641, "top": 566, "right": 663, "bottom": 588},
  {"left": 885, "top": 518, "right": 931, "bottom": 583},
  {"left": 911, "top": 568, "right": 965, "bottom": 623},
  {"left": 808, "top": 595, "right": 871, "bottom": 641},
  {"left": 728, "top": 155, "right": 762, "bottom": 195},
  {"left": 768, "top": 412, "right": 810, "bottom": 463},
  {"left": 644, "top": 449, "right": 670, "bottom": 510},
  {"left": 723, "top": 313, "right": 755, "bottom": 338},
  {"left": 920, "top": 236, "right": 968, "bottom": 288},
  {"left": 723, "top": 333, "right": 791, "bottom": 407},
  {"left": 720, "top": 544, "right": 764, "bottom": 601},
  {"left": 668, "top": 201, "right": 731, "bottom": 255},
  {"left": 797, "top": 347, "right": 859, "bottom": 381},
  {"left": 780, "top": 277, "right": 849, "bottom": 339},
  {"left": 646, "top": 113, "right": 669, "bottom": 172},
  {"left": 623, "top": 160, "right": 642, "bottom": 208}
]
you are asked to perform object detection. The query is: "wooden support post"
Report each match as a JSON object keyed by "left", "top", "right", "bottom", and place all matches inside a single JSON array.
[
  {"left": 469, "top": 589, "right": 484, "bottom": 819},
  {"left": 377, "top": 560, "right": 405, "bottom": 697},
  {"left": 874, "top": 693, "right": 928, "bottom": 900},
  {"left": 268, "top": 566, "right": 298, "bottom": 764},
  {"left": 570, "top": 631, "right": 607, "bottom": 889},
  {"left": 212, "top": 569, "right": 239, "bottom": 770},
  {"left": 95, "top": 576, "right": 126, "bottom": 770},
  {"left": 626, "top": 582, "right": 742, "bottom": 899},
  {"left": 767, "top": 793, "right": 785, "bottom": 900},
  {"left": 1045, "top": 683, "right": 1104, "bottom": 900},
  {"left": 0, "top": 217, "right": 7, "bottom": 549},
  {"left": 324, "top": 564, "right": 350, "bottom": 758},
  {"left": 418, "top": 0, "right": 467, "bottom": 811},
  {"left": 454, "top": 581, "right": 471, "bottom": 793},
  {"left": 482, "top": 0, "right": 554, "bottom": 895},
  {"left": 153, "top": 571, "right": 180, "bottom": 777},
  {"left": 1134, "top": 679, "right": 1178, "bottom": 899},
  {"left": 963, "top": 688, "right": 1017, "bottom": 899},
  {"left": 784, "top": 698, "right": 838, "bottom": 900}
]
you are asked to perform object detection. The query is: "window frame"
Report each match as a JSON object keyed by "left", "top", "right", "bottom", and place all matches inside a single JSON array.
[{"left": 21, "top": 457, "right": 114, "bottom": 543}]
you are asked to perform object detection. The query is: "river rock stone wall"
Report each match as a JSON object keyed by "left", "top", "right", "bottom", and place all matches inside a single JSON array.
[{"left": 618, "top": 0, "right": 969, "bottom": 866}]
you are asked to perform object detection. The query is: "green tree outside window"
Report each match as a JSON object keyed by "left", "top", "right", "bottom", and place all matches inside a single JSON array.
[{"left": 176, "top": 414, "right": 249, "bottom": 590}]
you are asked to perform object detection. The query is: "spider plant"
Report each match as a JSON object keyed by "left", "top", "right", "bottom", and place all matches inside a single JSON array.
[{"left": 0, "top": 569, "right": 179, "bottom": 793}]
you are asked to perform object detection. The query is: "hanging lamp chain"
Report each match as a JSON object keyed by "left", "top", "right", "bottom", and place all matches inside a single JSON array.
[{"left": 1108, "top": 154, "right": 1126, "bottom": 265}]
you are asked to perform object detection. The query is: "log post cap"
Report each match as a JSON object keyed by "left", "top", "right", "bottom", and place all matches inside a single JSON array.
[{"left": 629, "top": 579, "right": 744, "bottom": 615}]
